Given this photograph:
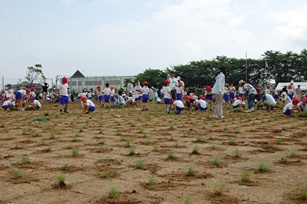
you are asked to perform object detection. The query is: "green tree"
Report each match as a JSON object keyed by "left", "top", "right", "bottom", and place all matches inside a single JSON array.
[
  {"left": 134, "top": 68, "right": 167, "bottom": 89},
  {"left": 25, "top": 64, "right": 46, "bottom": 88}
]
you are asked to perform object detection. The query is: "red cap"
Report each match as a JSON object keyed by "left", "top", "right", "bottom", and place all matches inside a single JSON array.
[
  {"left": 225, "top": 83, "right": 229, "bottom": 87},
  {"left": 164, "top": 79, "right": 170, "bottom": 84},
  {"left": 22, "top": 87, "right": 27, "bottom": 90},
  {"left": 303, "top": 97, "right": 307, "bottom": 102},
  {"left": 143, "top": 81, "right": 148, "bottom": 85},
  {"left": 185, "top": 96, "right": 190, "bottom": 101},
  {"left": 62, "top": 77, "right": 68, "bottom": 84},
  {"left": 205, "top": 86, "right": 212, "bottom": 92},
  {"left": 242, "top": 96, "right": 245, "bottom": 100},
  {"left": 97, "top": 85, "right": 101, "bottom": 89},
  {"left": 29, "top": 97, "right": 34, "bottom": 101},
  {"left": 199, "top": 95, "right": 204, "bottom": 100},
  {"left": 292, "top": 98, "right": 300, "bottom": 103},
  {"left": 267, "top": 85, "right": 270, "bottom": 89},
  {"left": 81, "top": 96, "right": 87, "bottom": 101},
  {"left": 178, "top": 81, "right": 183, "bottom": 86}
]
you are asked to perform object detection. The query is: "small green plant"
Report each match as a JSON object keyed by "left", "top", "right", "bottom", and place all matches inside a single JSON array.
[
  {"left": 265, "top": 141, "right": 273, "bottom": 149},
  {"left": 145, "top": 140, "right": 151, "bottom": 145},
  {"left": 299, "top": 183, "right": 307, "bottom": 200},
  {"left": 241, "top": 170, "right": 250, "bottom": 182},
  {"left": 49, "top": 132, "right": 55, "bottom": 139},
  {"left": 184, "top": 197, "right": 193, "bottom": 204},
  {"left": 174, "top": 140, "right": 179, "bottom": 148},
  {"left": 290, "top": 150, "right": 298, "bottom": 158},
  {"left": 148, "top": 177, "right": 157, "bottom": 185},
  {"left": 97, "top": 145, "right": 105, "bottom": 152},
  {"left": 167, "top": 150, "right": 175, "bottom": 159},
  {"left": 100, "top": 170, "right": 113, "bottom": 178},
  {"left": 72, "top": 137, "right": 79, "bottom": 142},
  {"left": 63, "top": 163, "right": 69, "bottom": 171},
  {"left": 108, "top": 187, "right": 119, "bottom": 199},
  {"left": 66, "top": 145, "right": 73, "bottom": 149},
  {"left": 191, "top": 146, "right": 199, "bottom": 154},
  {"left": 125, "top": 140, "right": 131, "bottom": 148},
  {"left": 12, "top": 168, "right": 21, "bottom": 179},
  {"left": 276, "top": 138, "right": 283, "bottom": 145},
  {"left": 120, "top": 137, "right": 126, "bottom": 141},
  {"left": 229, "top": 138, "right": 236, "bottom": 145},
  {"left": 187, "top": 167, "right": 195, "bottom": 176},
  {"left": 115, "top": 129, "right": 122, "bottom": 136},
  {"left": 56, "top": 174, "right": 66, "bottom": 188},
  {"left": 99, "top": 140, "right": 105, "bottom": 145},
  {"left": 195, "top": 135, "right": 203, "bottom": 142},
  {"left": 45, "top": 146, "right": 52, "bottom": 153},
  {"left": 213, "top": 158, "right": 220, "bottom": 167},
  {"left": 21, "top": 155, "right": 29, "bottom": 164},
  {"left": 258, "top": 163, "right": 272, "bottom": 173},
  {"left": 135, "top": 159, "right": 144, "bottom": 169},
  {"left": 153, "top": 145, "right": 159, "bottom": 151},
  {"left": 233, "top": 148, "right": 241, "bottom": 158},
  {"left": 0, "top": 154, "right": 4, "bottom": 159},
  {"left": 211, "top": 144, "right": 217, "bottom": 150},
  {"left": 170, "top": 135, "right": 174, "bottom": 141},
  {"left": 72, "top": 149, "right": 79, "bottom": 156},
  {"left": 128, "top": 147, "right": 135, "bottom": 155},
  {"left": 212, "top": 182, "right": 227, "bottom": 196},
  {"left": 280, "top": 156, "right": 289, "bottom": 164}
]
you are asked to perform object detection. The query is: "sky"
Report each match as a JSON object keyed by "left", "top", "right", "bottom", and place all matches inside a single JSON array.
[{"left": 1, "top": 0, "right": 307, "bottom": 85}]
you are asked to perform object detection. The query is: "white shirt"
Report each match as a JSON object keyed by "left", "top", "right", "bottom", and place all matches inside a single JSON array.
[
  {"left": 33, "top": 100, "right": 41, "bottom": 108},
  {"left": 18, "top": 90, "right": 27, "bottom": 95},
  {"left": 233, "top": 99, "right": 242, "bottom": 107},
  {"left": 3, "top": 100, "right": 12, "bottom": 106},
  {"left": 86, "top": 99, "right": 95, "bottom": 107},
  {"left": 176, "top": 86, "right": 183, "bottom": 94},
  {"left": 142, "top": 86, "right": 150, "bottom": 95},
  {"left": 197, "top": 99, "right": 208, "bottom": 109},
  {"left": 283, "top": 103, "right": 293, "bottom": 113},
  {"left": 263, "top": 94, "right": 276, "bottom": 106},
  {"left": 212, "top": 72, "right": 225, "bottom": 95},
  {"left": 173, "top": 100, "right": 184, "bottom": 108},
  {"left": 57, "top": 83, "right": 68, "bottom": 96},
  {"left": 238, "top": 87, "right": 245, "bottom": 94},
  {"left": 104, "top": 87, "right": 111, "bottom": 95},
  {"left": 162, "top": 86, "right": 171, "bottom": 99}
]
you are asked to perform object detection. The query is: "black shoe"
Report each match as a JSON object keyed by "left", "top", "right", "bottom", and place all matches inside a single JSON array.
[{"left": 64, "top": 110, "right": 69, "bottom": 114}]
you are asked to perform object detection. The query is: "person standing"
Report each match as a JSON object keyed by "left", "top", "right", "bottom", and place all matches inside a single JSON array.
[
  {"left": 126, "top": 79, "right": 134, "bottom": 97},
  {"left": 212, "top": 67, "right": 228, "bottom": 118},
  {"left": 238, "top": 80, "right": 257, "bottom": 113},
  {"left": 168, "top": 72, "right": 178, "bottom": 100},
  {"left": 42, "top": 82, "right": 49, "bottom": 102},
  {"left": 57, "top": 77, "right": 69, "bottom": 114}
]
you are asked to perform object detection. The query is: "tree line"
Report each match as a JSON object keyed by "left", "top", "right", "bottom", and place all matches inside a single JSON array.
[{"left": 134, "top": 49, "right": 307, "bottom": 90}]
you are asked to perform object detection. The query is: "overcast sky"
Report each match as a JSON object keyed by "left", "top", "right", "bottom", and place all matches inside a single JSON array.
[{"left": 1, "top": 0, "right": 307, "bottom": 84}]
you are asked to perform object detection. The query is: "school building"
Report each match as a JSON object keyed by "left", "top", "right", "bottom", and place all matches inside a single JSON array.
[{"left": 64, "top": 70, "right": 134, "bottom": 92}]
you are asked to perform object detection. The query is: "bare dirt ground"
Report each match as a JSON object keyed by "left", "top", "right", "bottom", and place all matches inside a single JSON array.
[{"left": 0, "top": 101, "right": 306, "bottom": 204}]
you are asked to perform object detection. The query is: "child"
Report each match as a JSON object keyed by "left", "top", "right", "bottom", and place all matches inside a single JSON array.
[
  {"left": 96, "top": 86, "right": 104, "bottom": 108},
  {"left": 161, "top": 79, "right": 172, "bottom": 114},
  {"left": 173, "top": 99, "right": 184, "bottom": 114},
  {"left": 223, "top": 83, "right": 231, "bottom": 106},
  {"left": 265, "top": 86, "right": 271, "bottom": 94},
  {"left": 298, "top": 97, "right": 307, "bottom": 112},
  {"left": 283, "top": 98, "right": 300, "bottom": 116},
  {"left": 176, "top": 81, "right": 184, "bottom": 100},
  {"left": 280, "top": 92, "right": 292, "bottom": 105},
  {"left": 133, "top": 81, "right": 142, "bottom": 111},
  {"left": 229, "top": 84, "right": 236, "bottom": 103},
  {"left": 195, "top": 97, "right": 208, "bottom": 111},
  {"left": 114, "top": 92, "right": 126, "bottom": 107},
  {"left": 103, "top": 83, "right": 111, "bottom": 109},
  {"left": 29, "top": 88, "right": 37, "bottom": 100},
  {"left": 141, "top": 81, "right": 149, "bottom": 111},
  {"left": 110, "top": 86, "right": 115, "bottom": 105},
  {"left": 287, "top": 84, "right": 294, "bottom": 99},
  {"left": 273, "top": 86, "right": 279, "bottom": 102},
  {"left": 238, "top": 86, "right": 245, "bottom": 97},
  {"left": 80, "top": 96, "right": 96, "bottom": 114},
  {"left": 238, "top": 80, "right": 257, "bottom": 113},
  {"left": 57, "top": 77, "right": 69, "bottom": 114},
  {"left": 232, "top": 97, "right": 245, "bottom": 109},
  {"left": 29, "top": 97, "right": 42, "bottom": 110},
  {"left": 205, "top": 85, "right": 213, "bottom": 111},
  {"left": 2, "top": 97, "right": 12, "bottom": 111},
  {"left": 16, "top": 88, "right": 27, "bottom": 111},
  {"left": 260, "top": 94, "right": 276, "bottom": 111}
]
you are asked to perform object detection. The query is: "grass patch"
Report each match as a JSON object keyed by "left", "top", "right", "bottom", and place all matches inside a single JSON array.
[
  {"left": 108, "top": 187, "right": 119, "bottom": 199},
  {"left": 187, "top": 167, "right": 195, "bottom": 176},
  {"left": 12, "top": 168, "right": 22, "bottom": 179},
  {"left": 241, "top": 170, "right": 250, "bottom": 182},
  {"left": 212, "top": 182, "right": 227, "bottom": 196},
  {"left": 135, "top": 159, "right": 144, "bottom": 169},
  {"left": 258, "top": 163, "right": 273, "bottom": 173},
  {"left": 148, "top": 177, "right": 157, "bottom": 185}
]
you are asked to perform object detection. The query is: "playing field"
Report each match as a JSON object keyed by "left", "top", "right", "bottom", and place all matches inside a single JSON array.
[{"left": 0, "top": 102, "right": 306, "bottom": 204}]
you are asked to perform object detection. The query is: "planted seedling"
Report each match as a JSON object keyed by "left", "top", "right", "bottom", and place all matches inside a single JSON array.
[
  {"left": 108, "top": 187, "right": 119, "bottom": 199},
  {"left": 135, "top": 159, "right": 144, "bottom": 169},
  {"left": 229, "top": 138, "right": 236, "bottom": 145},
  {"left": 153, "top": 145, "right": 159, "bottom": 152},
  {"left": 21, "top": 155, "right": 29, "bottom": 164},
  {"left": 299, "top": 183, "right": 307, "bottom": 200},
  {"left": 191, "top": 146, "right": 199, "bottom": 154},
  {"left": 167, "top": 150, "right": 175, "bottom": 159},
  {"left": 241, "top": 170, "right": 250, "bottom": 183},
  {"left": 12, "top": 168, "right": 21, "bottom": 179},
  {"left": 56, "top": 174, "right": 66, "bottom": 188},
  {"left": 125, "top": 140, "right": 131, "bottom": 148},
  {"left": 212, "top": 182, "right": 227, "bottom": 196},
  {"left": 233, "top": 148, "right": 242, "bottom": 158},
  {"left": 258, "top": 163, "right": 272, "bottom": 173},
  {"left": 187, "top": 167, "right": 195, "bottom": 176},
  {"left": 128, "top": 147, "right": 135, "bottom": 155},
  {"left": 184, "top": 197, "right": 193, "bottom": 204},
  {"left": 148, "top": 177, "right": 156, "bottom": 185},
  {"left": 45, "top": 146, "right": 52, "bottom": 153},
  {"left": 290, "top": 150, "right": 298, "bottom": 158},
  {"left": 100, "top": 170, "right": 113, "bottom": 178},
  {"left": 280, "top": 156, "right": 289, "bottom": 164},
  {"left": 213, "top": 158, "right": 220, "bottom": 167},
  {"left": 72, "top": 149, "right": 79, "bottom": 156}
]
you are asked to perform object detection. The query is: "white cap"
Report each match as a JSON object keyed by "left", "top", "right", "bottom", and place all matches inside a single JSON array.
[{"left": 177, "top": 76, "right": 181, "bottom": 80}]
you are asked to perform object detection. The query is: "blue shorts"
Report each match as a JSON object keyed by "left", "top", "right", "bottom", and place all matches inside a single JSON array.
[
  {"left": 142, "top": 94, "right": 148, "bottom": 103},
  {"left": 230, "top": 92, "right": 235, "bottom": 100},
  {"left": 223, "top": 94, "right": 230, "bottom": 101},
  {"left": 16, "top": 92, "right": 22, "bottom": 100},
  {"left": 161, "top": 94, "right": 164, "bottom": 98},
  {"left": 205, "top": 94, "right": 213, "bottom": 101},
  {"left": 233, "top": 105, "right": 239, "bottom": 108},
  {"left": 104, "top": 95, "right": 110, "bottom": 103},
  {"left": 36, "top": 105, "right": 41, "bottom": 109},
  {"left": 288, "top": 94, "right": 293, "bottom": 100},
  {"left": 164, "top": 98, "right": 172, "bottom": 104},
  {"left": 2, "top": 104, "right": 10, "bottom": 109},
  {"left": 98, "top": 96, "right": 104, "bottom": 101},
  {"left": 176, "top": 106, "right": 184, "bottom": 111},
  {"left": 239, "top": 93, "right": 244, "bottom": 97},
  {"left": 284, "top": 109, "right": 291, "bottom": 116},
  {"left": 176, "top": 93, "right": 182, "bottom": 100},
  {"left": 273, "top": 94, "right": 279, "bottom": 99},
  {"left": 110, "top": 96, "right": 115, "bottom": 102},
  {"left": 197, "top": 103, "right": 208, "bottom": 110},
  {"left": 89, "top": 106, "right": 96, "bottom": 112},
  {"left": 59, "top": 95, "right": 69, "bottom": 105}
]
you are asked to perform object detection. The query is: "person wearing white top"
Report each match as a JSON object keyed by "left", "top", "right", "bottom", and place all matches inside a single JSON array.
[
  {"left": 168, "top": 72, "right": 178, "bottom": 99},
  {"left": 212, "top": 67, "right": 228, "bottom": 118},
  {"left": 29, "top": 97, "right": 41, "bottom": 109},
  {"left": 260, "top": 94, "right": 276, "bottom": 111},
  {"left": 57, "top": 77, "right": 69, "bottom": 113},
  {"left": 283, "top": 98, "right": 299, "bottom": 116},
  {"left": 80, "top": 96, "right": 96, "bottom": 114},
  {"left": 173, "top": 100, "right": 184, "bottom": 114},
  {"left": 2, "top": 98, "right": 12, "bottom": 111},
  {"left": 196, "top": 99, "right": 208, "bottom": 111}
]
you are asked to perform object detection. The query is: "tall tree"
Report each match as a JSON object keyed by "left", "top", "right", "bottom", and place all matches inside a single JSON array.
[{"left": 25, "top": 64, "right": 46, "bottom": 88}]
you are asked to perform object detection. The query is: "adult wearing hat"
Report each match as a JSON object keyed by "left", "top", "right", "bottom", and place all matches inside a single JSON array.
[
  {"left": 126, "top": 79, "right": 134, "bottom": 97},
  {"left": 238, "top": 80, "right": 257, "bottom": 113},
  {"left": 212, "top": 66, "right": 228, "bottom": 118}
]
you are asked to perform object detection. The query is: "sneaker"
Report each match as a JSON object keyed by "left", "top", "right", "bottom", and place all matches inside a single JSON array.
[
  {"left": 245, "top": 109, "right": 251, "bottom": 113},
  {"left": 251, "top": 107, "right": 254, "bottom": 112},
  {"left": 213, "top": 115, "right": 219, "bottom": 118},
  {"left": 64, "top": 110, "right": 69, "bottom": 114},
  {"left": 219, "top": 115, "right": 224, "bottom": 118}
]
